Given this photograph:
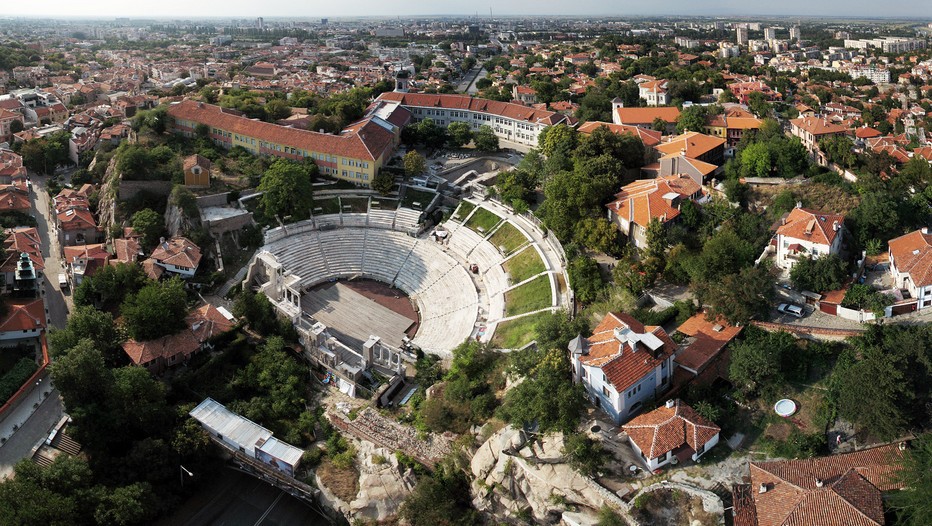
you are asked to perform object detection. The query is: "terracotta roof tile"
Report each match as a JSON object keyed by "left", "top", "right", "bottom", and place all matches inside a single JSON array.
[
  {"left": 579, "top": 312, "right": 676, "bottom": 392},
  {"left": 790, "top": 116, "right": 848, "bottom": 136},
  {"left": 606, "top": 175, "right": 702, "bottom": 229},
  {"left": 674, "top": 312, "right": 743, "bottom": 373},
  {"left": 776, "top": 208, "right": 845, "bottom": 248},
  {"left": 888, "top": 229, "right": 932, "bottom": 288},
  {"left": 747, "top": 443, "right": 905, "bottom": 526},
  {"left": 615, "top": 106, "right": 681, "bottom": 126},
  {"left": 576, "top": 121, "right": 662, "bottom": 147},
  {"left": 621, "top": 399, "right": 720, "bottom": 460},
  {"left": 655, "top": 131, "right": 725, "bottom": 158},
  {"left": 376, "top": 91, "right": 571, "bottom": 126},
  {"left": 151, "top": 236, "right": 202, "bottom": 270},
  {"left": 0, "top": 298, "right": 46, "bottom": 333}
]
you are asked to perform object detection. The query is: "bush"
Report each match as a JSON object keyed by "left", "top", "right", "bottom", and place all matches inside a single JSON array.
[{"left": 0, "top": 358, "right": 38, "bottom": 401}]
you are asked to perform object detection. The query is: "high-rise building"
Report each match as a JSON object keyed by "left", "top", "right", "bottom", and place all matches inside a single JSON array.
[
  {"left": 736, "top": 27, "right": 749, "bottom": 45},
  {"left": 764, "top": 27, "right": 776, "bottom": 41},
  {"left": 257, "top": 17, "right": 264, "bottom": 30},
  {"left": 790, "top": 26, "right": 801, "bottom": 41}
]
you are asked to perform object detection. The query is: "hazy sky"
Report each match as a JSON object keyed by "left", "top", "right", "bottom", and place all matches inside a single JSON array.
[{"left": 2, "top": 0, "right": 931, "bottom": 19}]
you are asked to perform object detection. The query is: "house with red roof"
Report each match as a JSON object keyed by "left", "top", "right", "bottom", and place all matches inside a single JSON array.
[
  {"left": 122, "top": 303, "right": 235, "bottom": 374},
  {"left": 1, "top": 227, "right": 44, "bottom": 293},
  {"left": 888, "top": 227, "right": 932, "bottom": 311},
  {"left": 613, "top": 103, "right": 681, "bottom": 135},
  {"left": 63, "top": 244, "right": 111, "bottom": 287},
  {"left": 731, "top": 443, "right": 905, "bottom": 526},
  {"left": 149, "top": 236, "right": 202, "bottom": 278},
  {"left": 569, "top": 312, "right": 676, "bottom": 424},
  {"left": 789, "top": 116, "right": 849, "bottom": 159},
  {"left": 638, "top": 79, "right": 671, "bottom": 106},
  {"left": 0, "top": 297, "right": 47, "bottom": 342},
  {"left": 672, "top": 311, "right": 743, "bottom": 388},
  {"left": 606, "top": 175, "right": 704, "bottom": 249},
  {"left": 774, "top": 206, "right": 845, "bottom": 270},
  {"left": 621, "top": 399, "right": 720, "bottom": 471},
  {"left": 654, "top": 131, "right": 726, "bottom": 183}
]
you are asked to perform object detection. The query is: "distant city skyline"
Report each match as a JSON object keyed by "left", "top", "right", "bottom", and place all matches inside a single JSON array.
[{"left": 1, "top": 1, "right": 931, "bottom": 19}]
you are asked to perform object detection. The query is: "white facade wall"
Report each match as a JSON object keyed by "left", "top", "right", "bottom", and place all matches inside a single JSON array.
[
  {"left": 571, "top": 353, "right": 673, "bottom": 425},
  {"left": 404, "top": 105, "right": 548, "bottom": 147},
  {"left": 775, "top": 231, "right": 842, "bottom": 270}
]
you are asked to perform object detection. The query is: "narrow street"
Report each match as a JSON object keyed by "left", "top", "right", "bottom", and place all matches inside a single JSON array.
[{"left": 30, "top": 174, "right": 71, "bottom": 328}]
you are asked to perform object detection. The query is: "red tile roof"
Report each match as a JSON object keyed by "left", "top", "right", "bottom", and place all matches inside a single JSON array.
[
  {"left": 122, "top": 304, "right": 235, "bottom": 369},
  {"left": 615, "top": 106, "right": 681, "bottom": 126},
  {"left": 655, "top": 131, "right": 725, "bottom": 159},
  {"left": 151, "top": 236, "right": 202, "bottom": 270},
  {"left": 0, "top": 297, "right": 46, "bottom": 333},
  {"left": 606, "top": 174, "right": 703, "bottom": 229},
  {"left": 622, "top": 399, "right": 720, "bottom": 460},
  {"left": 167, "top": 100, "right": 395, "bottom": 162},
  {"left": 741, "top": 443, "right": 905, "bottom": 526},
  {"left": 674, "top": 312, "right": 743, "bottom": 374},
  {"left": 889, "top": 229, "right": 932, "bottom": 288},
  {"left": 776, "top": 208, "right": 845, "bottom": 248},
  {"left": 579, "top": 312, "right": 676, "bottom": 393},
  {"left": 790, "top": 116, "right": 848, "bottom": 136},
  {"left": 2, "top": 227, "right": 44, "bottom": 273},
  {"left": 576, "top": 121, "right": 662, "bottom": 147},
  {"left": 0, "top": 186, "right": 31, "bottom": 213}
]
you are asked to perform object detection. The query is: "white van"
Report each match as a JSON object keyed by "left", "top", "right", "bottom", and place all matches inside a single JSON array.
[{"left": 58, "top": 273, "right": 69, "bottom": 290}]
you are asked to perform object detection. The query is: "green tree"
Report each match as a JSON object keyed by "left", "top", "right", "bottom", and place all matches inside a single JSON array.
[
  {"left": 574, "top": 217, "right": 620, "bottom": 255},
  {"left": 651, "top": 117, "right": 667, "bottom": 132},
  {"left": 415, "top": 118, "right": 448, "bottom": 151},
  {"left": 120, "top": 278, "right": 188, "bottom": 341},
  {"left": 499, "top": 348, "right": 586, "bottom": 434},
  {"left": 539, "top": 124, "right": 579, "bottom": 158},
  {"left": 48, "top": 306, "right": 123, "bottom": 363},
  {"left": 130, "top": 208, "right": 164, "bottom": 248},
  {"left": 729, "top": 328, "right": 796, "bottom": 398},
  {"left": 574, "top": 125, "right": 645, "bottom": 168},
  {"left": 563, "top": 433, "right": 608, "bottom": 476},
  {"left": 371, "top": 170, "right": 394, "bottom": 195},
  {"left": 889, "top": 433, "right": 932, "bottom": 526},
  {"left": 73, "top": 262, "right": 148, "bottom": 311},
  {"left": 403, "top": 151, "right": 426, "bottom": 177},
  {"left": 399, "top": 463, "right": 479, "bottom": 526},
  {"left": 676, "top": 105, "right": 708, "bottom": 134},
  {"left": 257, "top": 159, "right": 315, "bottom": 222},
  {"left": 445, "top": 121, "right": 472, "bottom": 148},
  {"left": 264, "top": 98, "right": 292, "bottom": 121},
  {"left": 94, "top": 482, "right": 156, "bottom": 526},
  {"left": 568, "top": 254, "right": 604, "bottom": 304},
  {"left": 474, "top": 125, "right": 499, "bottom": 152},
  {"left": 789, "top": 255, "right": 848, "bottom": 293},
  {"left": 705, "top": 265, "right": 775, "bottom": 326},
  {"left": 747, "top": 91, "right": 771, "bottom": 118},
  {"left": 644, "top": 218, "right": 668, "bottom": 261}
]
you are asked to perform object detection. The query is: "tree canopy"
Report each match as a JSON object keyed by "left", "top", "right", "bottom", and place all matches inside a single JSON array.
[
  {"left": 257, "top": 159, "right": 316, "bottom": 223},
  {"left": 120, "top": 277, "right": 189, "bottom": 341}
]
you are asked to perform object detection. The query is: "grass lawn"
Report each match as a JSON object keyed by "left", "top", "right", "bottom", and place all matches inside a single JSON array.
[
  {"left": 491, "top": 311, "right": 552, "bottom": 349},
  {"left": 340, "top": 196, "right": 370, "bottom": 213},
  {"left": 312, "top": 197, "right": 341, "bottom": 215},
  {"left": 465, "top": 207, "right": 503, "bottom": 235},
  {"left": 504, "top": 274, "right": 553, "bottom": 317},
  {"left": 503, "top": 247, "right": 546, "bottom": 284},
  {"left": 451, "top": 200, "right": 476, "bottom": 222},
  {"left": 402, "top": 188, "right": 436, "bottom": 209},
  {"left": 488, "top": 222, "right": 528, "bottom": 256}
]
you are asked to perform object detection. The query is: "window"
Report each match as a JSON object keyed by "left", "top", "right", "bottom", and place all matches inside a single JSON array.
[{"left": 602, "top": 386, "right": 610, "bottom": 397}]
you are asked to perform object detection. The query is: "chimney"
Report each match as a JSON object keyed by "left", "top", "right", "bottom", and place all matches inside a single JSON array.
[
  {"left": 833, "top": 220, "right": 840, "bottom": 232},
  {"left": 665, "top": 399, "right": 676, "bottom": 409},
  {"left": 922, "top": 227, "right": 929, "bottom": 235},
  {"left": 795, "top": 201, "right": 802, "bottom": 209},
  {"left": 759, "top": 483, "right": 768, "bottom": 494},
  {"left": 815, "top": 478, "right": 824, "bottom": 488}
]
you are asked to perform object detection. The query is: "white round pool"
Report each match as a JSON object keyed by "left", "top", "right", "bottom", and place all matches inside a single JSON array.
[{"left": 774, "top": 399, "right": 798, "bottom": 417}]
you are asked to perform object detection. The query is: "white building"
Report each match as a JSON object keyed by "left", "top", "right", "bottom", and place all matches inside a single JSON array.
[
  {"left": 888, "top": 228, "right": 932, "bottom": 311},
  {"left": 376, "top": 91, "right": 573, "bottom": 148},
  {"left": 774, "top": 206, "right": 846, "bottom": 270},
  {"left": 621, "top": 399, "right": 721, "bottom": 471},
  {"left": 149, "top": 236, "right": 202, "bottom": 278},
  {"left": 638, "top": 80, "right": 671, "bottom": 106},
  {"left": 569, "top": 312, "right": 675, "bottom": 425},
  {"left": 848, "top": 65, "right": 891, "bottom": 84},
  {"left": 190, "top": 398, "right": 304, "bottom": 477},
  {"left": 736, "top": 27, "right": 749, "bottom": 45}
]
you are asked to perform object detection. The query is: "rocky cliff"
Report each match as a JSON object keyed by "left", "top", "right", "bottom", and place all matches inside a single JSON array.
[{"left": 470, "top": 427, "right": 631, "bottom": 524}]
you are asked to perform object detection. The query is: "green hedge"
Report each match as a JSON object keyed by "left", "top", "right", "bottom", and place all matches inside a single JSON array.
[{"left": 0, "top": 357, "right": 39, "bottom": 402}]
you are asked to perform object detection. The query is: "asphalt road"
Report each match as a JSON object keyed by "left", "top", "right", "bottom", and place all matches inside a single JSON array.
[
  {"left": 158, "top": 468, "right": 329, "bottom": 526},
  {"left": 30, "top": 174, "right": 71, "bottom": 328},
  {"left": 0, "top": 380, "right": 63, "bottom": 479}
]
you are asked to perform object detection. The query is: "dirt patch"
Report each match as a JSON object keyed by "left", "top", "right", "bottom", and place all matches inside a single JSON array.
[
  {"left": 750, "top": 183, "right": 861, "bottom": 217},
  {"left": 334, "top": 278, "right": 419, "bottom": 338},
  {"left": 631, "top": 488, "right": 719, "bottom": 526},
  {"left": 317, "top": 459, "right": 360, "bottom": 503}
]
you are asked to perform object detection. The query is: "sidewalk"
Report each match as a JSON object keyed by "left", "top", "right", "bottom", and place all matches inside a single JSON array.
[{"left": 0, "top": 370, "right": 62, "bottom": 479}]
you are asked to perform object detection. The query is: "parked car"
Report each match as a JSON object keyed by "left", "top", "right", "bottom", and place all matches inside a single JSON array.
[{"left": 778, "top": 303, "right": 805, "bottom": 318}]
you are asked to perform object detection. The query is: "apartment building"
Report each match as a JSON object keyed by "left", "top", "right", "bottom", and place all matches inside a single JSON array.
[
  {"left": 375, "top": 91, "right": 573, "bottom": 148},
  {"left": 167, "top": 99, "right": 406, "bottom": 186}
]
